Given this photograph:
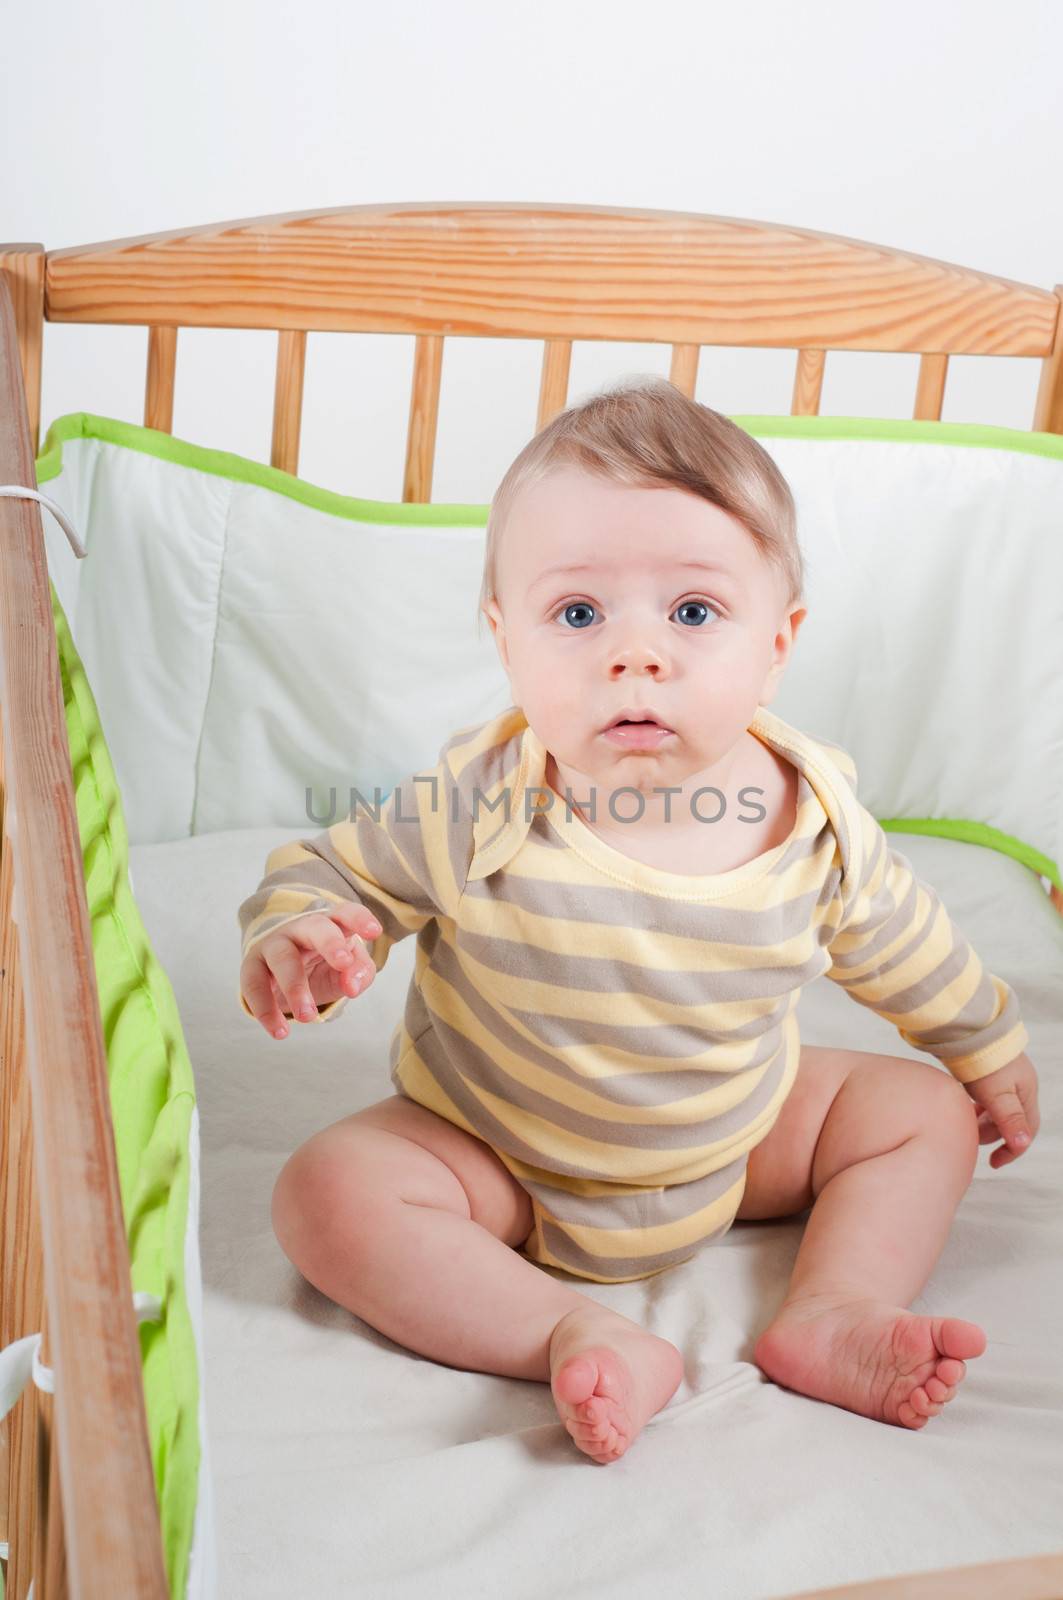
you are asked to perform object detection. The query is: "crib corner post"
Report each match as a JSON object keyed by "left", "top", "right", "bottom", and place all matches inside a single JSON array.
[
  {"left": 0, "top": 248, "right": 45, "bottom": 461},
  {"left": 1033, "top": 284, "right": 1063, "bottom": 435}
]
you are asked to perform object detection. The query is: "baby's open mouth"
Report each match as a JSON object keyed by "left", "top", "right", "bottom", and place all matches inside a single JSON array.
[
  {"left": 604, "top": 710, "right": 673, "bottom": 732},
  {"left": 601, "top": 711, "right": 676, "bottom": 744}
]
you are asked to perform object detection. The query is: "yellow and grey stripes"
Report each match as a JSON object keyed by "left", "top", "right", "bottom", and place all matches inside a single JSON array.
[{"left": 237, "top": 704, "right": 1029, "bottom": 1283}]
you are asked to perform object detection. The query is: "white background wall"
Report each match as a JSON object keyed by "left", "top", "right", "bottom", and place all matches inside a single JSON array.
[{"left": 3, "top": 0, "right": 1061, "bottom": 504}]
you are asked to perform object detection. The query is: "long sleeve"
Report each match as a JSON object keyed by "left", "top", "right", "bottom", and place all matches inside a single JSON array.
[
  {"left": 826, "top": 804, "right": 1029, "bottom": 1085},
  {"left": 236, "top": 763, "right": 469, "bottom": 1023}
]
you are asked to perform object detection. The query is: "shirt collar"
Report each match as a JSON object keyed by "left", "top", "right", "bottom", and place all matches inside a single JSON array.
[
  {"left": 463, "top": 703, "right": 862, "bottom": 884},
  {"left": 466, "top": 706, "right": 548, "bottom": 881}
]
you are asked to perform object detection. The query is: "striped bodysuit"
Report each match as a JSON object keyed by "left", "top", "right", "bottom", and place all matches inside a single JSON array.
[{"left": 237, "top": 704, "right": 1028, "bottom": 1283}]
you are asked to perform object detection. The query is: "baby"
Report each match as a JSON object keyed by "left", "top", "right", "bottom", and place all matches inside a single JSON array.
[{"left": 238, "top": 378, "right": 1041, "bottom": 1466}]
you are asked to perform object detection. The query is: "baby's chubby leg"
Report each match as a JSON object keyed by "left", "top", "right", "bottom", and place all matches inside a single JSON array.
[
  {"left": 737, "top": 1046, "right": 987, "bottom": 1428},
  {"left": 271, "top": 1095, "right": 684, "bottom": 1463}
]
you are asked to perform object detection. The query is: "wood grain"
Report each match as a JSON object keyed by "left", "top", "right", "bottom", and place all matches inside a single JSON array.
[
  {"left": 0, "top": 248, "right": 44, "bottom": 457},
  {"left": 144, "top": 325, "right": 176, "bottom": 432},
  {"left": 786, "top": 1549, "right": 1063, "bottom": 1600},
  {"left": 271, "top": 327, "right": 306, "bottom": 474},
  {"left": 403, "top": 332, "right": 444, "bottom": 502},
  {"left": 914, "top": 352, "right": 948, "bottom": 420},
  {"left": 1033, "top": 286, "right": 1063, "bottom": 432},
  {"left": 42, "top": 203, "right": 1057, "bottom": 357},
  {"left": 668, "top": 343, "right": 700, "bottom": 398},
  {"left": 537, "top": 338, "right": 572, "bottom": 427},
  {"left": 792, "top": 348, "right": 826, "bottom": 415},
  {"left": 0, "top": 772, "right": 46, "bottom": 1600}
]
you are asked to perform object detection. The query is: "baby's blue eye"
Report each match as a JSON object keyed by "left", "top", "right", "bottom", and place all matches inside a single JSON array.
[
  {"left": 553, "top": 598, "right": 720, "bottom": 629},
  {"left": 674, "top": 600, "right": 715, "bottom": 626},
  {"left": 557, "top": 601, "right": 597, "bottom": 629}
]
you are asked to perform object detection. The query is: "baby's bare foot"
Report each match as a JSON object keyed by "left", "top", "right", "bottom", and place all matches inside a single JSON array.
[
  {"left": 753, "top": 1292, "right": 987, "bottom": 1429},
  {"left": 548, "top": 1306, "right": 684, "bottom": 1464}
]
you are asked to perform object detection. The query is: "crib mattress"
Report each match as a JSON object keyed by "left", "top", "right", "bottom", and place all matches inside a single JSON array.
[{"left": 129, "top": 827, "right": 1063, "bottom": 1600}]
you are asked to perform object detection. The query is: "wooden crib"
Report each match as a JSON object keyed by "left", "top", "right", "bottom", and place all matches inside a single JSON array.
[{"left": 1, "top": 201, "right": 1062, "bottom": 1600}]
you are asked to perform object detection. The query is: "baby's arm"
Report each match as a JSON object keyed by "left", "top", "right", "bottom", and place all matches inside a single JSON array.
[
  {"left": 822, "top": 788, "right": 1042, "bottom": 1167},
  {"left": 237, "top": 763, "right": 461, "bottom": 1026},
  {"left": 826, "top": 804, "right": 1030, "bottom": 1087}
]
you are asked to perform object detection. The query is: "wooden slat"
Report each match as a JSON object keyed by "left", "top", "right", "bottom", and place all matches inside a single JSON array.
[
  {"left": 537, "top": 339, "right": 572, "bottom": 428},
  {"left": 668, "top": 343, "right": 699, "bottom": 397},
  {"left": 914, "top": 353, "right": 949, "bottom": 420},
  {"left": 0, "top": 734, "right": 16, "bottom": 1561},
  {"left": 0, "top": 754, "right": 47, "bottom": 1600},
  {"left": 1033, "top": 285, "right": 1063, "bottom": 432},
  {"left": 0, "top": 276, "right": 168, "bottom": 1597},
  {"left": 143, "top": 326, "right": 176, "bottom": 432},
  {"left": 403, "top": 333, "right": 443, "bottom": 502},
  {"left": 786, "top": 1549, "right": 1063, "bottom": 1599},
  {"left": 792, "top": 348, "right": 826, "bottom": 415},
  {"left": 41, "top": 203, "right": 1058, "bottom": 357},
  {"left": 271, "top": 328, "right": 306, "bottom": 474},
  {"left": 0, "top": 247, "right": 44, "bottom": 458}
]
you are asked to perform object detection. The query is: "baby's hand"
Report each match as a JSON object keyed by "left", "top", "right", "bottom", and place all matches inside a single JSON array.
[
  {"left": 961, "top": 1050, "right": 1041, "bottom": 1169},
  {"left": 240, "top": 904, "right": 382, "bottom": 1038}
]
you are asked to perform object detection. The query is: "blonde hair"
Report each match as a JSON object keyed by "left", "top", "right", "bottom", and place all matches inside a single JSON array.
[{"left": 478, "top": 376, "right": 804, "bottom": 632}]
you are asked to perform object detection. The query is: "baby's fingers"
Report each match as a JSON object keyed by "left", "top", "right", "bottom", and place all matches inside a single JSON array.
[
  {"left": 973, "top": 1108, "right": 1033, "bottom": 1168},
  {"left": 973, "top": 1108, "right": 1000, "bottom": 1145},
  {"left": 330, "top": 903, "right": 383, "bottom": 943},
  {"left": 295, "top": 917, "right": 378, "bottom": 1000},
  {"left": 268, "top": 977, "right": 293, "bottom": 1038},
  {"left": 982, "top": 1089, "right": 1033, "bottom": 1165},
  {"left": 989, "top": 1140, "right": 1025, "bottom": 1169},
  {"left": 242, "top": 961, "right": 291, "bottom": 1039}
]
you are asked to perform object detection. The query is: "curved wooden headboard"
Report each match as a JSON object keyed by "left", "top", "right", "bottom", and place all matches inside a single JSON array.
[{"left": 2, "top": 202, "right": 1061, "bottom": 495}]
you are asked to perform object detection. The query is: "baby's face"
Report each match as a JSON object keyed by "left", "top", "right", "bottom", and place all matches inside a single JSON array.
[{"left": 483, "top": 465, "right": 806, "bottom": 795}]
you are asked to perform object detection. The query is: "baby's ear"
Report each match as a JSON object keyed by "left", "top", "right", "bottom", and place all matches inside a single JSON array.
[{"left": 482, "top": 600, "right": 510, "bottom": 669}]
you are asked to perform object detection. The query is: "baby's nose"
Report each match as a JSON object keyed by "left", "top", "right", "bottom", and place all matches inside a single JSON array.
[{"left": 608, "top": 638, "right": 668, "bottom": 674}]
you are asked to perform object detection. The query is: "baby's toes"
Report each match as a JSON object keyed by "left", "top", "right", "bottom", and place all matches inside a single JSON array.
[
  {"left": 897, "top": 1398, "right": 930, "bottom": 1429},
  {"left": 908, "top": 1386, "right": 943, "bottom": 1418},
  {"left": 589, "top": 1429, "right": 624, "bottom": 1460},
  {"left": 936, "top": 1357, "right": 966, "bottom": 1387},
  {"left": 567, "top": 1417, "right": 608, "bottom": 1444},
  {"left": 924, "top": 1375, "right": 954, "bottom": 1404}
]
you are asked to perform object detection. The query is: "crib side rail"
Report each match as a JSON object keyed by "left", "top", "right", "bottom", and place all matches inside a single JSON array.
[
  {"left": 0, "top": 277, "right": 168, "bottom": 1597},
  {"left": 28, "top": 202, "right": 1063, "bottom": 492}
]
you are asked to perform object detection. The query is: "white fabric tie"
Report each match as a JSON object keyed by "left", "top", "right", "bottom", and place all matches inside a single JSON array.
[
  {"left": 0, "top": 485, "right": 86, "bottom": 558},
  {"left": 0, "top": 1290, "right": 162, "bottom": 1420},
  {"left": 0, "top": 1292, "right": 163, "bottom": 1595}
]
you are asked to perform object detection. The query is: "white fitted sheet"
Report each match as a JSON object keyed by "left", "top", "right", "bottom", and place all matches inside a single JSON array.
[{"left": 130, "top": 827, "right": 1063, "bottom": 1600}]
